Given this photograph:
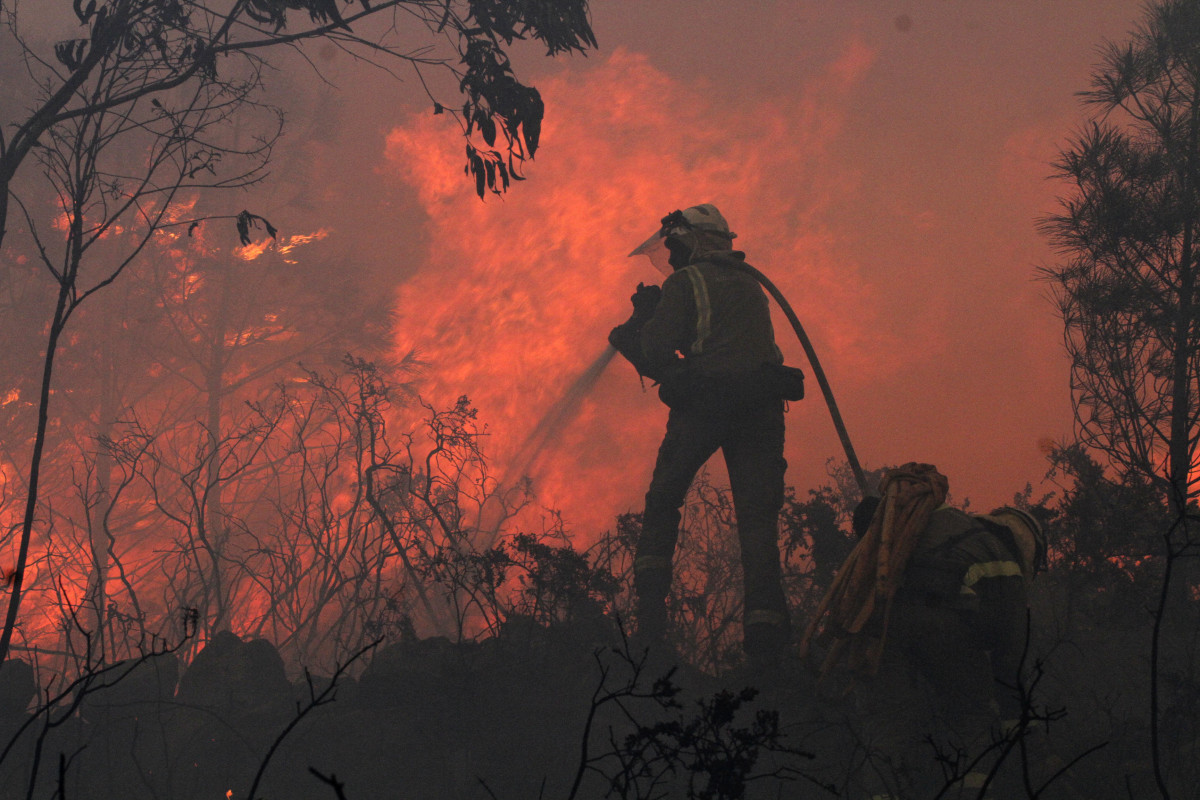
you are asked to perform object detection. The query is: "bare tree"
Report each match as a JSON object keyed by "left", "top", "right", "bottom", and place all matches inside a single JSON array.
[
  {"left": 0, "top": 0, "right": 596, "bottom": 666},
  {"left": 236, "top": 357, "right": 424, "bottom": 665},
  {"left": 368, "top": 390, "right": 533, "bottom": 640},
  {"left": 53, "top": 358, "right": 538, "bottom": 669}
]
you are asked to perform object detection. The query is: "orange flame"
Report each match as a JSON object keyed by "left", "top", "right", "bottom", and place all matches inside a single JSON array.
[
  {"left": 382, "top": 46, "right": 880, "bottom": 537},
  {"left": 235, "top": 228, "right": 330, "bottom": 262}
]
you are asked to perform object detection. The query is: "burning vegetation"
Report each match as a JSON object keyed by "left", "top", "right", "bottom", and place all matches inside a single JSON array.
[{"left": 0, "top": 1, "right": 1198, "bottom": 799}]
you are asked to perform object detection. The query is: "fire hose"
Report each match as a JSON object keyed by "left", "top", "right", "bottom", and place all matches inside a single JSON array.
[
  {"left": 501, "top": 264, "right": 870, "bottom": 502},
  {"left": 731, "top": 261, "right": 869, "bottom": 497}
]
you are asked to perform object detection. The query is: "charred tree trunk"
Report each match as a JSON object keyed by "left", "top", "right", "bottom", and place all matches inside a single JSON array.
[
  {"left": 83, "top": 363, "right": 117, "bottom": 653},
  {"left": 0, "top": 283, "right": 71, "bottom": 667},
  {"left": 201, "top": 260, "right": 234, "bottom": 636}
]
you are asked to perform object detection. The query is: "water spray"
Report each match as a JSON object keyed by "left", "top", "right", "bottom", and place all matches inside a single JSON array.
[
  {"left": 481, "top": 344, "right": 619, "bottom": 546},
  {"left": 484, "top": 258, "right": 870, "bottom": 546},
  {"left": 505, "top": 344, "right": 619, "bottom": 485}
]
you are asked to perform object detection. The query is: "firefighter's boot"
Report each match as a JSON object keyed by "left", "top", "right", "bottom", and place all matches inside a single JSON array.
[{"left": 743, "top": 610, "right": 791, "bottom": 672}]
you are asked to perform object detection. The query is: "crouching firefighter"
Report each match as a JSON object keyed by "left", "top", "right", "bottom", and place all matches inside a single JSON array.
[
  {"left": 611, "top": 203, "right": 806, "bottom": 668},
  {"left": 803, "top": 464, "right": 1047, "bottom": 799}
]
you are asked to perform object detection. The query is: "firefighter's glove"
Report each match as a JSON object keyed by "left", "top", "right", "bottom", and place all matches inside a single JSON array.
[
  {"left": 630, "top": 282, "right": 662, "bottom": 320},
  {"left": 852, "top": 495, "right": 881, "bottom": 539}
]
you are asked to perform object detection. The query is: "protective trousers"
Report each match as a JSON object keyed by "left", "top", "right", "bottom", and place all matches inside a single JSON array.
[
  {"left": 856, "top": 600, "right": 1002, "bottom": 799},
  {"left": 633, "top": 386, "right": 789, "bottom": 659}
]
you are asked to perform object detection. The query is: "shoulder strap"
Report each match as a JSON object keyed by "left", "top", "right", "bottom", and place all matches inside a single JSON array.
[{"left": 681, "top": 265, "right": 712, "bottom": 355}]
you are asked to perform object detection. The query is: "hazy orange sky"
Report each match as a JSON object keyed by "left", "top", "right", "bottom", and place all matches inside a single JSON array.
[{"left": 252, "top": 1, "right": 1145, "bottom": 535}]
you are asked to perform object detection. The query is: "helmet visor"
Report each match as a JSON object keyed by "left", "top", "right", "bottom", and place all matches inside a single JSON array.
[{"left": 628, "top": 230, "right": 674, "bottom": 276}]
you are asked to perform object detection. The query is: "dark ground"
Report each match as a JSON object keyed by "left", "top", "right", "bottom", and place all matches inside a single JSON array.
[{"left": 0, "top": 597, "right": 1190, "bottom": 800}]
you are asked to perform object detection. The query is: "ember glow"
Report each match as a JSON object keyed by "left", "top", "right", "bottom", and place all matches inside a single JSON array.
[{"left": 236, "top": 229, "right": 330, "bottom": 262}]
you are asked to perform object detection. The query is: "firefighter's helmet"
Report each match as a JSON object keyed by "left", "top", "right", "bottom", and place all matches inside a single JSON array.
[
  {"left": 986, "top": 506, "right": 1047, "bottom": 576},
  {"left": 629, "top": 203, "right": 736, "bottom": 273}
]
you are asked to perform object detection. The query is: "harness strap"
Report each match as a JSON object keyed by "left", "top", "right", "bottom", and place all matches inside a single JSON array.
[{"left": 682, "top": 265, "right": 712, "bottom": 355}]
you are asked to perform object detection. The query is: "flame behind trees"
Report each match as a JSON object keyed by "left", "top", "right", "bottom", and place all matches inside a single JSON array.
[
  {"left": 7, "top": 355, "right": 604, "bottom": 672},
  {"left": 0, "top": 0, "right": 596, "bottom": 667}
]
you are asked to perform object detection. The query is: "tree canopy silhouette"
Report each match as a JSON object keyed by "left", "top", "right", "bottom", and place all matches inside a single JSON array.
[
  {"left": 1040, "top": 0, "right": 1200, "bottom": 515},
  {"left": 1039, "top": 3, "right": 1200, "bottom": 794}
]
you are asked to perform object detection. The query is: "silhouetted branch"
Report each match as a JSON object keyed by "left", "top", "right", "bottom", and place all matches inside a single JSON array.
[{"left": 309, "top": 767, "right": 350, "bottom": 800}]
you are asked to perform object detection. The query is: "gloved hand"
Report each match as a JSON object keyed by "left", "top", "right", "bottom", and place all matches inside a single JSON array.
[
  {"left": 630, "top": 282, "right": 662, "bottom": 317},
  {"left": 852, "top": 494, "right": 881, "bottom": 538}
]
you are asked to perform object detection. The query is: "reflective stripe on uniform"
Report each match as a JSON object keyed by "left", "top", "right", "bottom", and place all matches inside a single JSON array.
[
  {"left": 744, "top": 609, "right": 787, "bottom": 628},
  {"left": 634, "top": 555, "right": 672, "bottom": 574},
  {"left": 961, "top": 560, "right": 1023, "bottom": 592},
  {"left": 682, "top": 265, "right": 712, "bottom": 355}
]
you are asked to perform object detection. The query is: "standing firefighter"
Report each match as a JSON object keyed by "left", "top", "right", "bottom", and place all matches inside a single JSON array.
[
  {"left": 803, "top": 463, "right": 1047, "bottom": 798},
  {"left": 611, "top": 204, "right": 803, "bottom": 667}
]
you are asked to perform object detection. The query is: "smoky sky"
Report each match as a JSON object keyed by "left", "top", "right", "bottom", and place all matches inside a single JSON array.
[
  {"left": 7, "top": 2, "right": 1144, "bottom": 536},
  {"left": 354, "top": 1, "right": 1138, "bottom": 531}
]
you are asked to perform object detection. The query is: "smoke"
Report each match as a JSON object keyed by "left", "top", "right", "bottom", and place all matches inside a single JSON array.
[
  {"left": 381, "top": 46, "right": 879, "bottom": 536},
  {"left": 502, "top": 345, "right": 620, "bottom": 492}
]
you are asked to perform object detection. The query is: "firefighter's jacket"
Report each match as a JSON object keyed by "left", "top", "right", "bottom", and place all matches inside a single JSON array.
[
  {"left": 899, "top": 505, "right": 1031, "bottom": 719},
  {"left": 610, "top": 249, "right": 782, "bottom": 404}
]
